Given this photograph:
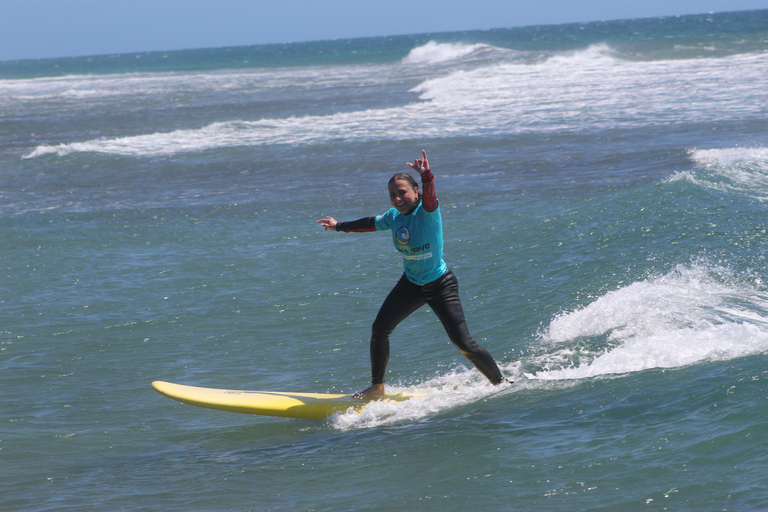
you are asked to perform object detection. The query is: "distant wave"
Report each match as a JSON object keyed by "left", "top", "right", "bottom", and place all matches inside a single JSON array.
[
  {"left": 528, "top": 263, "right": 768, "bottom": 380},
  {"left": 542, "top": 42, "right": 621, "bottom": 65},
  {"left": 23, "top": 112, "right": 420, "bottom": 158},
  {"left": 689, "top": 147, "right": 768, "bottom": 169},
  {"left": 402, "top": 41, "right": 499, "bottom": 65},
  {"left": 23, "top": 51, "right": 768, "bottom": 159},
  {"left": 25, "top": 122, "right": 245, "bottom": 158},
  {"left": 682, "top": 147, "right": 768, "bottom": 202}
]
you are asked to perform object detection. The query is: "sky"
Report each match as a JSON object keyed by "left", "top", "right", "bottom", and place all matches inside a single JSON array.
[{"left": 1, "top": 0, "right": 766, "bottom": 62}]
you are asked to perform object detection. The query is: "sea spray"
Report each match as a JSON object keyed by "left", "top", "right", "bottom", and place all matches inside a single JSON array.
[{"left": 529, "top": 264, "right": 768, "bottom": 380}]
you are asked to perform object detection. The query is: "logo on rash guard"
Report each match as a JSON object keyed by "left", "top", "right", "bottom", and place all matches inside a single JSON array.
[{"left": 396, "top": 227, "right": 410, "bottom": 246}]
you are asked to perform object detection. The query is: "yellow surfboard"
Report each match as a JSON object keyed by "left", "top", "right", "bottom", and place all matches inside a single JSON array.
[{"left": 152, "top": 381, "right": 410, "bottom": 419}]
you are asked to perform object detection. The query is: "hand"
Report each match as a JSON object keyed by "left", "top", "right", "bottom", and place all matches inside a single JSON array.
[
  {"left": 316, "top": 216, "right": 338, "bottom": 231},
  {"left": 407, "top": 149, "right": 430, "bottom": 176}
]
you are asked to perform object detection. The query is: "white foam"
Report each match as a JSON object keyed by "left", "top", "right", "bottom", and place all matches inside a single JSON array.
[
  {"left": 542, "top": 42, "right": 620, "bottom": 66},
  {"left": 328, "top": 369, "right": 509, "bottom": 430},
  {"left": 26, "top": 121, "right": 253, "bottom": 158},
  {"left": 528, "top": 264, "right": 768, "bottom": 380},
  {"left": 402, "top": 41, "right": 492, "bottom": 65},
  {"left": 686, "top": 147, "right": 768, "bottom": 201},
  {"left": 0, "top": 67, "right": 339, "bottom": 104},
  {"left": 690, "top": 147, "right": 768, "bottom": 169},
  {"left": 20, "top": 50, "right": 768, "bottom": 159}
]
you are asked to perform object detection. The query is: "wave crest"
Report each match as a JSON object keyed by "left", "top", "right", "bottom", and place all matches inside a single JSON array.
[
  {"left": 690, "top": 147, "right": 768, "bottom": 169},
  {"left": 685, "top": 147, "right": 768, "bottom": 202},
  {"left": 543, "top": 43, "right": 621, "bottom": 66},
  {"left": 529, "top": 264, "right": 768, "bottom": 380},
  {"left": 402, "top": 41, "right": 495, "bottom": 65}
]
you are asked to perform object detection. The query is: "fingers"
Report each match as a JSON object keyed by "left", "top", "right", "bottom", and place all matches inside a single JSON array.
[
  {"left": 316, "top": 216, "right": 336, "bottom": 231},
  {"left": 406, "top": 149, "right": 430, "bottom": 174}
]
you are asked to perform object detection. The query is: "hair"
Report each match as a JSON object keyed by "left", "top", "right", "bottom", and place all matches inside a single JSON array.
[{"left": 389, "top": 172, "right": 419, "bottom": 190}]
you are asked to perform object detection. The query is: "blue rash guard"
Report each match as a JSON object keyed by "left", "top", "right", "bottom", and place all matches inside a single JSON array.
[{"left": 375, "top": 203, "right": 447, "bottom": 286}]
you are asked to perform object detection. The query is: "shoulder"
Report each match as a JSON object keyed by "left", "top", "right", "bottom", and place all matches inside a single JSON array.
[
  {"left": 416, "top": 203, "right": 441, "bottom": 225},
  {"left": 375, "top": 208, "right": 400, "bottom": 230}
]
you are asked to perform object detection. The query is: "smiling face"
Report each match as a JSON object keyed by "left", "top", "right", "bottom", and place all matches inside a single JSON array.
[{"left": 388, "top": 178, "right": 420, "bottom": 214}]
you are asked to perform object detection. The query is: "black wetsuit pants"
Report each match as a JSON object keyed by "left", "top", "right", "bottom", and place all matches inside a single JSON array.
[{"left": 370, "top": 269, "right": 504, "bottom": 385}]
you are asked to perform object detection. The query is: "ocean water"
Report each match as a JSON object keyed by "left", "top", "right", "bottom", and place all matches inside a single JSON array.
[{"left": 3, "top": 9, "right": 768, "bottom": 511}]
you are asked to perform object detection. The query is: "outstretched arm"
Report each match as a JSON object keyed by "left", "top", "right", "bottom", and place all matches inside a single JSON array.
[
  {"left": 317, "top": 216, "right": 377, "bottom": 232},
  {"left": 407, "top": 150, "right": 437, "bottom": 212}
]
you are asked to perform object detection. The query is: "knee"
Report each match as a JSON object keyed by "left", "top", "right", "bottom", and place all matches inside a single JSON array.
[
  {"left": 372, "top": 318, "right": 394, "bottom": 340},
  {"left": 454, "top": 337, "right": 485, "bottom": 360}
]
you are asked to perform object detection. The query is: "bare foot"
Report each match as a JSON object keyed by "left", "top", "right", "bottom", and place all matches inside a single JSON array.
[{"left": 353, "top": 383, "right": 385, "bottom": 399}]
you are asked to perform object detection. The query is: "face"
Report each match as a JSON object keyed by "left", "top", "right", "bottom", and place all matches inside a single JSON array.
[{"left": 388, "top": 178, "right": 420, "bottom": 214}]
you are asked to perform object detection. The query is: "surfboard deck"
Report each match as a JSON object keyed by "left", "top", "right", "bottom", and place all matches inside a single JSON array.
[{"left": 152, "top": 380, "right": 411, "bottom": 419}]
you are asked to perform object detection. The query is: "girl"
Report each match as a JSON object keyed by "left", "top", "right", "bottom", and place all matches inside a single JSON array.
[{"left": 317, "top": 150, "right": 507, "bottom": 397}]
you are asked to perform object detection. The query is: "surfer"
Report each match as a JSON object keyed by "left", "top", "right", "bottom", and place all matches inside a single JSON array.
[{"left": 317, "top": 150, "right": 508, "bottom": 397}]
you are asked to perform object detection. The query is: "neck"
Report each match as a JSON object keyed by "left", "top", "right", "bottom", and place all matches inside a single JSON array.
[{"left": 404, "top": 198, "right": 421, "bottom": 215}]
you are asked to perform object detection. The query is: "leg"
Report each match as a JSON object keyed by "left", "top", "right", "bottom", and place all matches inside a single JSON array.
[
  {"left": 370, "top": 274, "right": 425, "bottom": 385},
  {"left": 425, "top": 270, "right": 505, "bottom": 384}
]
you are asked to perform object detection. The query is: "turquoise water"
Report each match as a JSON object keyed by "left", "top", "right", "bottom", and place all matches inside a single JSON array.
[{"left": 2, "top": 9, "right": 768, "bottom": 511}]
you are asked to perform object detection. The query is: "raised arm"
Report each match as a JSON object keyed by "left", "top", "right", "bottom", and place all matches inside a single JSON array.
[{"left": 407, "top": 149, "right": 437, "bottom": 212}]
